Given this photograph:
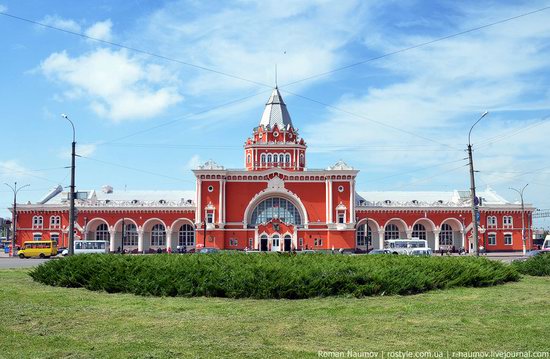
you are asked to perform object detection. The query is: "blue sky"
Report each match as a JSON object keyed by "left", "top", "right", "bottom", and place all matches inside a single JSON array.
[{"left": 1, "top": 0, "right": 550, "bottom": 228}]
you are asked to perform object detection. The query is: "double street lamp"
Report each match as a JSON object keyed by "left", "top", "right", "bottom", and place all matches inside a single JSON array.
[
  {"left": 509, "top": 184, "right": 528, "bottom": 256},
  {"left": 4, "top": 182, "right": 30, "bottom": 257},
  {"left": 467, "top": 111, "right": 489, "bottom": 256},
  {"left": 61, "top": 114, "right": 77, "bottom": 256}
]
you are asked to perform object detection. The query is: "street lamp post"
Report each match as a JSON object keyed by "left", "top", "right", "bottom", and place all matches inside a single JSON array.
[
  {"left": 4, "top": 182, "right": 30, "bottom": 257},
  {"left": 467, "top": 111, "right": 488, "bottom": 256},
  {"left": 62, "top": 114, "right": 76, "bottom": 256},
  {"left": 510, "top": 184, "right": 528, "bottom": 255}
]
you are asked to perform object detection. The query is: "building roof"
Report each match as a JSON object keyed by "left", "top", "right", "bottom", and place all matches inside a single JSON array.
[
  {"left": 259, "top": 88, "right": 293, "bottom": 130},
  {"left": 356, "top": 187, "right": 520, "bottom": 208}
]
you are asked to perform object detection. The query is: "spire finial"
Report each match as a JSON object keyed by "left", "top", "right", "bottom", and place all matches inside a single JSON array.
[{"left": 275, "top": 64, "right": 278, "bottom": 88}]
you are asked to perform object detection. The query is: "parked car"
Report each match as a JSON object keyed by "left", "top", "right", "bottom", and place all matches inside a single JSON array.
[
  {"left": 368, "top": 249, "right": 392, "bottom": 255},
  {"left": 409, "top": 248, "right": 433, "bottom": 256}
]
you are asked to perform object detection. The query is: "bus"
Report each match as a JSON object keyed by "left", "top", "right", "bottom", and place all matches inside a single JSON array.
[
  {"left": 542, "top": 235, "right": 550, "bottom": 252},
  {"left": 62, "top": 240, "right": 109, "bottom": 255},
  {"left": 18, "top": 241, "right": 58, "bottom": 258},
  {"left": 384, "top": 239, "right": 431, "bottom": 255}
]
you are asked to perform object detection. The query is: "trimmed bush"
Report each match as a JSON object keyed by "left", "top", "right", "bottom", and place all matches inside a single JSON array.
[
  {"left": 29, "top": 253, "right": 519, "bottom": 299},
  {"left": 512, "top": 253, "right": 550, "bottom": 276}
]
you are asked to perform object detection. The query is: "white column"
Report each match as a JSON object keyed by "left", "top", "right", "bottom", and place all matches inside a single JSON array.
[
  {"left": 166, "top": 229, "right": 172, "bottom": 250},
  {"left": 218, "top": 180, "right": 223, "bottom": 223},
  {"left": 406, "top": 229, "right": 413, "bottom": 239},
  {"left": 461, "top": 230, "right": 465, "bottom": 249},
  {"left": 196, "top": 179, "right": 202, "bottom": 223},
  {"left": 138, "top": 229, "right": 144, "bottom": 253},
  {"left": 109, "top": 230, "right": 116, "bottom": 252},
  {"left": 434, "top": 230, "right": 440, "bottom": 251},
  {"left": 328, "top": 179, "right": 333, "bottom": 223},
  {"left": 325, "top": 179, "right": 329, "bottom": 223},
  {"left": 349, "top": 180, "right": 354, "bottom": 223},
  {"left": 378, "top": 230, "right": 385, "bottom": 249}
]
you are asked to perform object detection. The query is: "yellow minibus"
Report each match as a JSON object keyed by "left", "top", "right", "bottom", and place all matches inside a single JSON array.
[{"left": 18, "top": 240, "right": 58, "bottom": 258}]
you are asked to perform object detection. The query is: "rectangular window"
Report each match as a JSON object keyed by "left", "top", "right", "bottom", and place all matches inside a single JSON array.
[
  {"left": 299, "top": 238, "right": 303, "bottom": 247},
  {"left": 33, "top": 233, "right": 42, "bottom": 241},
  {"left": 229, "top": 238, "right": 238, "bottom": 247},
  {"left": 248, "top": 238, "right": 253, "bottom": 248},
  {"left": 488, "top": 233, "right": 496, "bottom": 246},
  {"left": 338, "top": 213, "right": 345, "bottom": 224},
  {"left": 487, "top": 216, "right": 497, "bottom": 228},
  {"left": 314, "top": 238, "right": 323, "bottom": 247},
  {"left": 504, "top": 234, "right": 512, "bottom": 245},
  {"left": 206, "top": 213, "right": 214, "bottom": 224}
]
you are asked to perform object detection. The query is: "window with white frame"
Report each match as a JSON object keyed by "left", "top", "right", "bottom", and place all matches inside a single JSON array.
[
  {"left": 247, "top": 154, "right": 251, "bottom": 164},
  {"left": 384, "top": 224, "right": 400, "bottom": 240},
  {"left": 123, "top": 224, "right": 139, "bottom": 246},
  {"left": 206, "top": 212, "right": 214, "bottom": 224},
  {"left": 261, "top": 154, "right": 266, "bottom": 163},
  {"left": 504, "top": 233, "right": 512, "bottom": 245},
  {"left": 338, "top": 213, "right": 345, "bottom": 224},
  {"left": 178, "top": 224, "right": 194, "bottom": 247},
  {"left": 95, "top": 223, "right": 110, "bottom": 241},
  {"left": 412, "top": 223, "right": 427, "bottom": 240},
  {"left": 151, "top": 224, "right": 166, "bottom": 246},
  {"left": 50, "top": 215, "right": 61, "bottom": 229},
  {"left": 299, "top": 153, "right": 305, "bottom": 166},
  {"left": 488, "top": 233, "right": 496, "bottom": 246},
  {"left": 503, "top": 216, "right": 513, "bottom": 228},
  {"left": 279, "top": 154, "right": 284, "bottom": 163},
  {"left": 356, "top": 223, "right": 372, "bottom": 246},
  {"left": 32, "top": 215, "right": 43, "bottom": 229},
  {"left": 267, "top": 154, "right": 272, "bottom": 163},
  {"left": 285, "top": 153, "right": 291, "bottom": 164},
  {"left": 487, "top": 216, "right": 497, "bottom": 228},
  {"left": 272, "top": 153, "right": 278, "bottom": 163},
  {"left": 299, "top": 238, "right": 303, "bottom": 247},
  {"left": 439, "top": 223, "right": 453, "bottom": 246},
  {"left": 248, "top": 238, "right": 253, "bottom": 248},
  {"left": 50, "top": 233, "right": 59, "bottom": 244},
  {"left": 33, "top": 233, "right": 42, "bottom": 241}
]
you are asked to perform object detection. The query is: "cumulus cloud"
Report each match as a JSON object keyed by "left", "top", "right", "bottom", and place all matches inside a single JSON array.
[
  {"left": 0, "top": 4, "right": 8, "bottom": 12},
  {"left": 40, "top": 15, "right": 81, "bottom": 32},
  {"left": 186, "top": 155, "right": 203, "bottom": 170},
  {"left": 40, "top": 48, "right": 182, "bottom": 121},
  {"left": 0, "top": 160, "right": 27, "bottom": 177},
  {"left": 85, "top": 19, "right": 113, "bottom": 41}
]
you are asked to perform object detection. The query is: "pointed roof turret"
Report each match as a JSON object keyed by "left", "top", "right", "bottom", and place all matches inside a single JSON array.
[{"left": 259, "top": 88, "right": 293, "bottom": 129}]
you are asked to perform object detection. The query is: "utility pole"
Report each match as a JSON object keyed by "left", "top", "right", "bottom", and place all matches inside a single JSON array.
[
  {"left": 62, "top": 114, "right": 76, "bottom": 256},
  {"left": 510, "top": 184, "right": 528, "bottom": 255},
  {"left": 467, "top": 111, "right": 488, "bottom": 256},
  {"left": 4, "top": 182, "right": 30, "bottom": 256},
  {"left": 203, "top": 218, "right": 207, "bottom": 248}
]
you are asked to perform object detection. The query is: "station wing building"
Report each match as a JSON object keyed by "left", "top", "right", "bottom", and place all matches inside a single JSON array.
[{"left": 12, "top": 89, "right": 535, "bottom": 253}]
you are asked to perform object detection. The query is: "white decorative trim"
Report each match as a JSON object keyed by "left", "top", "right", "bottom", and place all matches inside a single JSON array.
[
  {"left": 197, "top": 159, "right": 224, "bottom": 170},
  {"left": 327, "top": 160, "right": 353, "bottom": 171},
  {"left": 242, "top": 187, "right": 309, "bottom": 228}
]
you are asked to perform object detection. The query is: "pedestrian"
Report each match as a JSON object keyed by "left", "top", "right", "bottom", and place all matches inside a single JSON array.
[{"left": 176, "top": 245, "right": 181, "bottom": 254}]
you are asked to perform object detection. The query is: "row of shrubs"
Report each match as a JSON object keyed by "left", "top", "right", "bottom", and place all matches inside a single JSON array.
[
  {"left": 512, "top": 253, "right": 550, "bottom": 276},
  {"left": 29, "top": 253, "right": 520, "bottom": 299}
]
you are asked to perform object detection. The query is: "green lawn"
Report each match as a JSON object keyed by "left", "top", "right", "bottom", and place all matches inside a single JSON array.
[{"left": 0, "top": 269, "right": 549, "bottom": 358}]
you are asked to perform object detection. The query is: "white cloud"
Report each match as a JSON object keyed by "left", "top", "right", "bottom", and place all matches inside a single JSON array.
[
  {"left": 0, "top": 4, "right": 7, "bottom": 12},
  {"left": 77, "top": 144, "right": 97, "bottom": 157},
  {"left": 85, "top": 19, "right": 113, "bottom": 41},
  {"left": 40, "top": 15, "right": 81, "bottom": 32},
  {"left": 0, "top": 160, "right": 27, "bottom": 177},
  {"left": 40, "top": 48, "right": 182, "bottom": 121}
]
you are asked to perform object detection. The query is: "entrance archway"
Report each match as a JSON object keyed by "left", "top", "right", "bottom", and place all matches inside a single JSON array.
[
  {"left": 284, "top": 234, "right": 292, "bottom": 252},
  {"left": 260, "top": 234, "right": 268, "bottom": 251},
  {"left": 271, "top": 234, "right": 280, "bottom": 252}
]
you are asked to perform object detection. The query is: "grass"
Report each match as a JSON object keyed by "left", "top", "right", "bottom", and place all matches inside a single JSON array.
[
  {"left": 29, "top": 253, "right": 519, "bottom": 298},
  {"left": 1, "top": 269, "right": 549, "bottom": 358}
]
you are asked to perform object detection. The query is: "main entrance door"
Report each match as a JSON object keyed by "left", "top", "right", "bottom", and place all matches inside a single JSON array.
[{"left": 271, "top": 234, "right": 280, "bottom": 252}]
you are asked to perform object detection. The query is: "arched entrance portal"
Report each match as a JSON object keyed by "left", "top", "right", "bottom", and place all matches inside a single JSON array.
[
  {"left": 284, "top": 234, "right": 292, "bottom": 252},
  {"left": 260, "top": 234, "right": 268, "bottom": 251}
]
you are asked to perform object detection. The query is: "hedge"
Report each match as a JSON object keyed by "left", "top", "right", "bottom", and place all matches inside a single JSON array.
[
  {"left": 29, "top": 253, "right": 520, "bottom": 299},
  {"left": 512, "top": 253, "right": 550, "bottom": 276}
]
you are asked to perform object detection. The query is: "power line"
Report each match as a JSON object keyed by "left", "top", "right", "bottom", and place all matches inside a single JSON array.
[
  {"left": 0, "top": 11, "right": 272, "bottom": 89},
  {"left": 476, "top": 114, "right": 550, "bottom": 149},
  {"left": 280, "top": 5, "right": 550, "bottom": 87}
]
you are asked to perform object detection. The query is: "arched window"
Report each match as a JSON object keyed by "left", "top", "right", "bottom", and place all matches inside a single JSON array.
[
  {"left": 356, "top": 223, "right": 372, "bottom": 247},
  {"left": 384, "top": 223, "right": 400, "bottom": 240},
  {"left": 267, "top": 154, "right": 272, "bottom": 163},
  {"left": 178, "top": 224, "right": 195, "bottom": 247},
  {"left": 299, "top": 154, "right": 305, "bottom": 166},
  {"left": 285, "top": 153, "right": 291, "bottom": 164},
  {"left": 440, "top": 223, "right": 453, "bottom": 246},
  {"left": 151, "top": 224, "right": 166, "bottom": 246},
  {"left": 123, "top": 223, "right": 138, "bottom": 246},
  {"left": 272, "top": 153, "right": 278, "bottom": 163},
  {"left": 412, "top": 223, "right": 426, "bottom": 240},
  {"left": 279, "top": 154, "right": 285, "bottom": 163},
  {"left": 250, "top": 197, "right": 302, "bottom": 226},
  {"left": 95, "top": 223, "right": 110, "bottom": 241},
  {"left": 50, "top": 216, "right": 60, "bottom": 228},
  {"left": 32, "top": 216, "right": 43, "bottom": 229},
  {"left": 247, "top": 154, "right": 251, "bottom": 164},
  {"left": 261, "top": 154, "right": 266, "bottom": 163}
]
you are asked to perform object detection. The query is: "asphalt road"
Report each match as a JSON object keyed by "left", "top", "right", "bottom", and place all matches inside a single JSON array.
[{"left": 0, "top": 258, "right": 52, "bottom": 269}]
